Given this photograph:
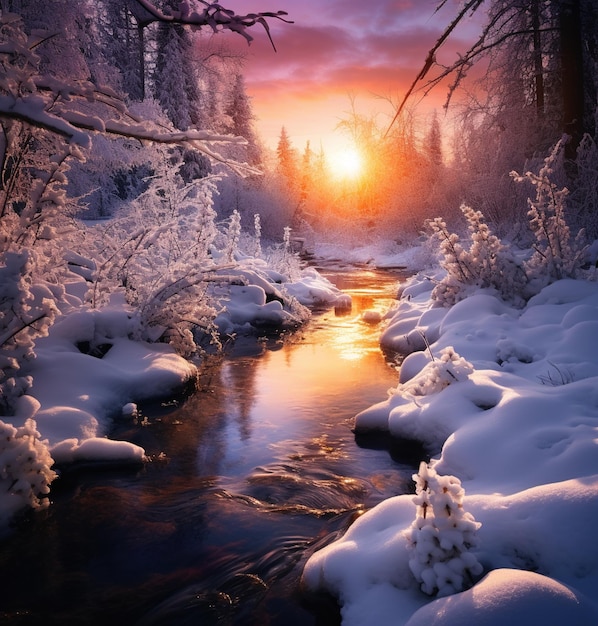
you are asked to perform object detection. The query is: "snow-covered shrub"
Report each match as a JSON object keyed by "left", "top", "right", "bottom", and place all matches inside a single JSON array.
[
  {"left": 265, "top": 226, "right": 303, "bottom": 281},
  {"left": 512, "top": 136, "right": 587, "bottom": 288},
  {"left": 427, "top": 205, "right": 527, "bottom": 306},
  {"left": 0, "top": 251, "right": 58, "bottom": 414},
  {"left": 408, "top": 461, "right": 483, "bottom": 597},
  {"left": 223, "top": 209, "right": 242, "bottom": 262},
  {"left": 252, "top": 213, "right": 262, "bottom": 258},
  {"left": 87, "top": 154, "right": 221, "bottom": 356},
  {"left": 570, "top": 133, "right": 598, "bottom": 240},
  {"left": 400, "top": 346, "right": 474, "bottom": 396},
  {"left": 0, "top": 418, "right": 57, "bottom": 523}
]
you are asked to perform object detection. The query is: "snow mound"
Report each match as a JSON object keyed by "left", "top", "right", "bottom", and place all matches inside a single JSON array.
[
  {"left": 213, "top": 261, "right": 351, "bottom": 335},
  {"left": 16, "top": 305, "right": 197, "bottom": 466},
  {"left": 405, "top": 569, "right": 598, "bottom": 626}
]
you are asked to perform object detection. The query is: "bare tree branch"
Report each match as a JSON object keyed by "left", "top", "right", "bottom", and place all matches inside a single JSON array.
[
  {"left": 384, "top": 0, "right": 485, "bottom": 138},
  {"left": 131, "top": 0, "right": 292, "bottom": 50}
]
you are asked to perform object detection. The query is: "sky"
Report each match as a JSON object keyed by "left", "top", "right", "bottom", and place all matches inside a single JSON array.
[{"left": 219, "top": 1, "right": 484, "bottom": 160}]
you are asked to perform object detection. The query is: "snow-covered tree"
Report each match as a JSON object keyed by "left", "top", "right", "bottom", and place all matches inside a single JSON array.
[
  {"left": 424, "top": 110, "right": 443, "bottom": 169},
  {"left": 408, "top": 462, "right": 483, "bottom": 597},
  {"left": 0, "top": 4, "right": 287, "bottom": 411},
  {"left": 88, "top": 150, "right": 221, "bottom": 356},
  {"left": 276, "top": 126, "right": 298, "bottom": 185},
  {"left": 97, "top": 0, "right": 151, "bottom": 100},
  {"left": 0, "top": 418, "right": 57, "bottom": 523},
  {"left": 225, "top": 73, "right": 263, "bottom": 166},
  {"left": 153, "top": 0, "right": 205, "bottom": 132}
]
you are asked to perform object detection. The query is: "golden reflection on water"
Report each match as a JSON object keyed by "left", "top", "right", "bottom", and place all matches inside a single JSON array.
[{"left": 210, "top": 268, "right": 404, "bottom": 480}]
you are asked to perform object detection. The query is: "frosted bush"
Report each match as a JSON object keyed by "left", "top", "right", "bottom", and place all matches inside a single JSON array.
[
  {"left": 87, "top": 155, "right": 222, "bottom": 356},
  {"left": 252, "top": 213, "right": 262, "bottom": 258},
  {"left": 266, "top": 226, "right": 302, "bottom": 281},
  {"left": 400, "top": 347, "right": 474, "bottom": 396},
  {"left": 0, "top": 418, "right": 57, "bottom": 522},
  {"left": 428, "top": 205, "right": 527, "bottom": 307},
  {"left": 223, "top": 209, "right": 242, "bottom": 262},
  {"left": 0, "top": 251, "right": 58, "bottom": 414},
  {"left": 511, "top": 136, "right": 587, "bottom": 288},
  {"left": 408, "top": 462, "right": 483, "bottom": 597},
  {"left": 430, "top": 137, "right": 590, "bottom": 307}
]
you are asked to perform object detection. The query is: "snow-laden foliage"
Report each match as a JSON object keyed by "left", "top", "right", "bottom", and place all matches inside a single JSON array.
[
  {"left": 264, "top": 225, "right": 302, "bottom": 282},
  {"left": 0, "top": 10, "right": 265, "bottom": 396},
  {"left": 252, "top": 213, "right": 262, "bottom": 258},
  {"left": 223, "top": 209, "right": 242, "bottom": 262},
  {"left": 87, "top": 152, "right": 221, "bottom": 356},
  {"left": 511, "top": 136, "right": 587, "bottom": 288},
  {"left": 0, "top": 418, "right": 56, "bottom": 521},
  {"left": 427, "top": 205, "right": 527, "bottom": 306},
  {"left": 430, "top": 138, "right": 590, "bottom": 308},
  {"left": 0, "top": 252, "right": 59, "bottom": 414},
  {"left": 408, "top": 461, "right": 483, "bottom": 597},
  {"left": 85, "top": 152, "right": 311, "bottom": 357},
  {"left": 399, "top": 346, "right": 474, "bottom": 396}
]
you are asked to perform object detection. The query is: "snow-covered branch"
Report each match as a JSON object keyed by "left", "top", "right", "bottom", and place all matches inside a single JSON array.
[{"left": 132, "top": 0, "right": 292, "bottom": 50}]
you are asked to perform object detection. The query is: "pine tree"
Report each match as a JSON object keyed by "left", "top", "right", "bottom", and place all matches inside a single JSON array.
[
  {"left": 424, "top": 110, "right": 443, "bottom": 169},
  {"left": 299, "top": 140, "right": 315, "bottom": 204},
  {"left": 276, "top": 126, "right": 298, "bottom": 186},
  {"left": 225, "top": 74, "right": 262, "bottom": 166},
  {"left": 408, "top": 462, "right": 483, "bottom": 597},
  {"left": 97, "top": 0, "right": 163, "bottom": 101}
]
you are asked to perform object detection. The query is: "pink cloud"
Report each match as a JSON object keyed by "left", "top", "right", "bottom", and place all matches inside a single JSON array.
[{"left": 218, "top": 1, "right": 484, "bottom": 149}]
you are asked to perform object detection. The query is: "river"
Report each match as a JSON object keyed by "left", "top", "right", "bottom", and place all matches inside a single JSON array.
[{"left": 0, "top": 265, "right": 422, "bottom": 626}]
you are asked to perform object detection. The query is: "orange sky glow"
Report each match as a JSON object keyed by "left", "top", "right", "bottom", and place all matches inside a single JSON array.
[{"left": 219, "top": 1, "right": 484, "bottom": 160}]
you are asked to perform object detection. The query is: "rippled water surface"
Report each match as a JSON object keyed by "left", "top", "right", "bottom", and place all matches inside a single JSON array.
[{"left": 0, "top": 265, "right": 420, "bottom": 625}]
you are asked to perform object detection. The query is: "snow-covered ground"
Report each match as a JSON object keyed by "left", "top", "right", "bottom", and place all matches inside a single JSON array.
[{"left": 302, "top": 248, "right": 598, "bottom": 625}]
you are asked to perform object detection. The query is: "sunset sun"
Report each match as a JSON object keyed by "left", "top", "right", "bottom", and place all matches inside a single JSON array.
[{"left": 329, "top": 147, "right": 363, "bottom": 180}]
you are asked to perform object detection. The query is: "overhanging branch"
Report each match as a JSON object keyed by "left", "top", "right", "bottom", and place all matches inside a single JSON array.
[{"left": 132, "top": 0, "right": 292, "bottom": 50}]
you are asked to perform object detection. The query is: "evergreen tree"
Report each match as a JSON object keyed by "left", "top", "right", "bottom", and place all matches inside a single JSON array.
[
  {"left": 424, "top": 110, "right": 443, "bottom": 169},
  {"left": 299, "top": 140, "right": 315, "bottom": 204},
  {"left": 153, "top": 0, "right": 203, "bottom": 131},
  {"left": 225, "top": 73, "right": 262, "bottom": 166},
  {"left": 276, "top": 126, "right": 298, "bottom": 186},
  {"left": 97, "top": 0, "right": 150, "bottom": 100}
]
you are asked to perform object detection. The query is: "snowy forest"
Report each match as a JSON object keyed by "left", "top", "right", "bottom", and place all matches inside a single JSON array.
[{"left": 1, "top": 0, "right": 598, "bottom": 624}]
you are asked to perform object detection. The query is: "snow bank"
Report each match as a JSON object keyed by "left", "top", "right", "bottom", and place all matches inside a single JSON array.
[
  {"left": 312, "top": 240, "right": 430, "bottom": 270},
  {"left": 406, "top": 568, "right": 597, "bottom": 626},
  {"left": 212, "top": 258, "right": 351, "bottom": 335},
  {"left": 303, "top": 269, "right": 598, "bottom": 624},
  {"left": 12, "top": 301, "right": 197, "bottom": 467}
]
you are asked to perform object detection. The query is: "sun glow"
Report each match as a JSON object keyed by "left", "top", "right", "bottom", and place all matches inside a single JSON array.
[{"left": 328, "top": 147, "right": 363, "bottom": 180}]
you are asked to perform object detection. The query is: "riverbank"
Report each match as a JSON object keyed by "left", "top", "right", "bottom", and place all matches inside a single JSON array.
[{"left": 302, "top": 266, "right": 598, "bottom": 625}]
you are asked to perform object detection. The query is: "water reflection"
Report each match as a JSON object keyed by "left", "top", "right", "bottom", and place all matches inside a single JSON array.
[{"left": 0, "top": 266, "right": 415, "bottom": 626}]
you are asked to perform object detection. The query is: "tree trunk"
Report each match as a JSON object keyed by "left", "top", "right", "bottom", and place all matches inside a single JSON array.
[
  {"left": 531, "top": 0, "right": 545, "bottom": 120},
  {"left": 138, "top": 23, "right": 146, "bottom": 101},
  {"left": 559, "top": 0, "right": 584, "bottom": 159}
]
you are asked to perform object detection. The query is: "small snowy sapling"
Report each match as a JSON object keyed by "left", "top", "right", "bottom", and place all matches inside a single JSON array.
[
  {"left": 400, "top": 346, "right": 474, "bottom": 396},
  {"left": 0, "top": 418, "right": 56, "bottom": 522},
  {"left": 408, "top": 461, "right": 483, "bottom": 597}
]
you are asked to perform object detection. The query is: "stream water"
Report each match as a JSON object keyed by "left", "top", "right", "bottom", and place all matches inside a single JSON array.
[{"left": 0, "top": 265, "right": 421, "bottom": 626}]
